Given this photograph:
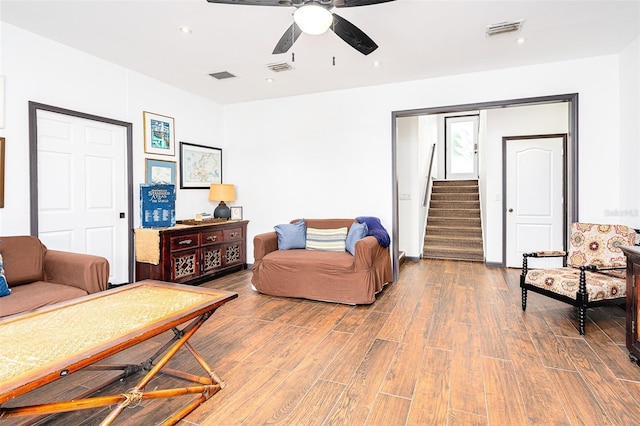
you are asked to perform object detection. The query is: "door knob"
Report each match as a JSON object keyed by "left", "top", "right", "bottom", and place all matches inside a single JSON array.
[{"left": 508, "top": 208, "right": 513, "bottom": 213}]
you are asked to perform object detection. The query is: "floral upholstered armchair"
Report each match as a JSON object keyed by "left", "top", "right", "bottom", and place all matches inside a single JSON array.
[{"left": 520, "top": 222, "right": 636, "bottom": 335}]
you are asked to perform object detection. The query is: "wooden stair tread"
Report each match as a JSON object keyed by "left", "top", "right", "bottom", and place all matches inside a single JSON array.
[{"left": 424, "top": 179, "right": 484, "bottom": 262}]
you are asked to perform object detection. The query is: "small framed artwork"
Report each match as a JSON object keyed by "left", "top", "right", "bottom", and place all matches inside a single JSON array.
[
  {"left": 180, "top": 142, "right": 222, "bottom": 189},
  {"left": 145, "top": 158, "right": 176, "bottom": 185},
  {"left": 143, "top": 111, "right": 175, "bottom": 156},
  {"left": 230, "top": 206, "right": 243, "bottom": 220}
]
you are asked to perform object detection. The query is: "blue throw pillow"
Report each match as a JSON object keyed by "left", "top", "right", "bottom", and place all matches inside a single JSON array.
[
  {"left": 0, "top": 253, "right": 11, "bottom": 297},
  {"left": 346, "top": 221, "right": 368, "bottom": 255},
  {"left": 274, "top": 219, "right": 306, "bottom": 250}
]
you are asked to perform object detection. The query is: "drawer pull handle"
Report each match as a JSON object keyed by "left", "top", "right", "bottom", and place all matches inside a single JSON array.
[
  {"left": 207, "top": 236, "right": 217, "bottom": 242},
  {"left": 230, "top": 232, "right": 238, "bottom": 237},
  {"left": 178, "top": 239, "right": 193, "bottom": 245}
]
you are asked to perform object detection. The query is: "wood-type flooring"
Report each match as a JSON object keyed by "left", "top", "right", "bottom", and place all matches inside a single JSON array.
[{"left": 4, "top": 259, "right": 640, "bottom": 425}]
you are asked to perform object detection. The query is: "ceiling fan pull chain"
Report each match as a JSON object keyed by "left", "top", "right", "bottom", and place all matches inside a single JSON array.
[
  {"left": 292, "top": 52, "right": 295, "bottom": 62},
  {"left": 332, "top": 56, "right": 336, "bottom": 66}
]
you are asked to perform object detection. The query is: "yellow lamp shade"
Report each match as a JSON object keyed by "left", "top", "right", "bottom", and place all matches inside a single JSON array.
[{"left": 208, "top": 184, "right": 235, "bottom": 202}]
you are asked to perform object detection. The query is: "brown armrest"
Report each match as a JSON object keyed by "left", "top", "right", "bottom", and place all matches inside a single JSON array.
[
  {"left": 44, "top": 250, "right": 110, "bottom": 294},
  {"left": 253, "top": 232, "right": 279, "bottom": 262},
  {"left": 353, "top": 236, "right": 382, "bottom": 270}
]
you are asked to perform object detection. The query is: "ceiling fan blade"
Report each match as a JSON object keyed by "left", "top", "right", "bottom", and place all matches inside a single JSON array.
[
  {"left": 331, "top": 13, "right": 378, "bottom": 55},
  {"left": 332, "top": 0, "right": 395, "bottom": 7},
  {"left": 206, "top": 0, "right": 290, "bottom": 6},
  {"left": 273, "top": 22, "right": 303, "bottom": 54}
]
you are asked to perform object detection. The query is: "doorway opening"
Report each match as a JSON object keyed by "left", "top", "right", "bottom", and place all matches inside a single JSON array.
[{"left": 391, "top": 93, "right": 579, "bottom": 280}]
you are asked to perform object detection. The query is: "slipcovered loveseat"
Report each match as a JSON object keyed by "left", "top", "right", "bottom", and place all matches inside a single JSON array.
[
  {"left": 0, "top": 236, "right": 110, "bottom": 318},
  {"left": 251, "top": 218, "right": 392, "bottom": 304}
]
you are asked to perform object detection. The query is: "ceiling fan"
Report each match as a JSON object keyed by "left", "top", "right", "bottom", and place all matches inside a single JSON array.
[{"left": 206, "top": 0, "right": 395, "bottom": 55}]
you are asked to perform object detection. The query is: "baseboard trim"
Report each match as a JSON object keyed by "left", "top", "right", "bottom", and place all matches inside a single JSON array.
[
  {"left": 485, "top": 262, "right": 503, "bottom": 268},
  {"left": 405, "top": 256, "right": 421, "bottom": 262}
]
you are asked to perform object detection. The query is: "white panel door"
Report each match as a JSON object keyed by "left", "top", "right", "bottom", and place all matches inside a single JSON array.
[
  {"left": 505, "top": 136, "right": 565, "bottom": 268},
  {"left": 445, "top": 115, "right": 479, "bottom": 180},
  {"left": 37, "top": 110, "right": 128, "bottom": 284}
]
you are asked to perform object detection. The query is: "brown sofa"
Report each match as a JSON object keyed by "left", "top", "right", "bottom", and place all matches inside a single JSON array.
[
  {"left": 0, "top": 236, "right": 109, "bottom": 318},
  {"left": 251, "top": 219, "right": 392, "bottom": 304}
]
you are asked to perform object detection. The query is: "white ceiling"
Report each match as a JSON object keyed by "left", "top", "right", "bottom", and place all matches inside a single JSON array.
[{"left": 1, "top": 0, "right": 638, "bottom": 105}]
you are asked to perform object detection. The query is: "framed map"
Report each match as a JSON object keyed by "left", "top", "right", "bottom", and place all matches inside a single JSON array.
[{"left": 179, "top": 142, "right": 222, "bottom": 189}]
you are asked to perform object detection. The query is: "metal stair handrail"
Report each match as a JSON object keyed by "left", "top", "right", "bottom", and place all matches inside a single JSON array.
[
  {"left": 422, "top": 143, "right": 437, "bottom": 207},
  {"left": 420, "top": 143, "right": 437, "bottom": 258}
]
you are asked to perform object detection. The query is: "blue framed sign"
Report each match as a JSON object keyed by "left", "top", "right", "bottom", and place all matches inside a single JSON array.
[{"left": 140, "top": 184, "right": 176, "bottom": 228}]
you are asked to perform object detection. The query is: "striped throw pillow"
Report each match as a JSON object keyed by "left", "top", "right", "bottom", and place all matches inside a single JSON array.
[{"left": 305, "top": 227, "right": 348, "bottom": 252}]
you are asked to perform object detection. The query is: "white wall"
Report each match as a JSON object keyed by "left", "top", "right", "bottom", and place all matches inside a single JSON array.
[
  {"left": 0, "top": 23, "right": 225, "bottom": 235},
  {"left": 2, "top": 21, "right": 637, "bottom": 267},
  {"left": 224, "top": 91, "right": 394, "bottom": 263},
  {"left": 619, "top": 37, "right": 640, "bottom": 229},
  {"left": 396, "top": 116, "right": 420, "bottom": 257},
  {"left": 226, "top": 52, "right": 635, "bottom": 264},
  {"left": 483, "top": 103, "right": 569, "bottom": 263}
]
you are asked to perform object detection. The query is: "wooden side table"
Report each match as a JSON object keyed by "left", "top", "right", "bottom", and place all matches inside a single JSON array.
[{"left": 622, "top": 245, "right": 640, "bottom": 363}]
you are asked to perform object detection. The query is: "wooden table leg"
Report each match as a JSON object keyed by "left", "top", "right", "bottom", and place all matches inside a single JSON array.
[{"left": 100, "top": 311, "right": 220, "bottom": 425}]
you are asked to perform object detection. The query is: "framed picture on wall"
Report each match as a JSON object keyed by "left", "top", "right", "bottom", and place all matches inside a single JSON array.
[
  {"left": 179, "top": 142, "right": 222, "bottom": 189},
  {"left": 230, "top": 206, "right": 243, "bottom": 220},
  {"left": 143, "top": 111, "right": 175, "bottom": 156},
  {"left": 145, "top": 158, "right": 176, "bottom": 185}
]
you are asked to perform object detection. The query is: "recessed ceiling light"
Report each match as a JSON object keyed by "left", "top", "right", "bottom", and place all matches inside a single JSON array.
[
  {"left": 516, "top": 37, "right": 525, "bottom": 44},
  {"left": 179, "top": 26, "right": 192, "bottom": 34},
  {"left": 373, "top": 60, "right": 381, "bottom": 67},
  {"left": 265, "top": 78, "right": 274, "bottom": 83}
]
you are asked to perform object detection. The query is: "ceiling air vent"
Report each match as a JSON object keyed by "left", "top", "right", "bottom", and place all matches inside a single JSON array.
[
  {"left": 267, "top": 62, "right": 294, "bottom": 73},
  {"left": 209, "top": 71, "right": 236, "bottom": 80},
  {"left": 486, "top": 19, "right": 524, "bottom": 36}
]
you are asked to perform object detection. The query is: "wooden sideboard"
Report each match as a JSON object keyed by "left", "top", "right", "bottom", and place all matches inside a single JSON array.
[
  {"left": 135, "top": 220, "right": 249, "bottom": 285},
  {"left": 623, "top": 245, "right": 640, "bottom": 363}
]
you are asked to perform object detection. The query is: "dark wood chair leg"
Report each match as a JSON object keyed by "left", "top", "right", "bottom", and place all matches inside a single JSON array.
[
  {"left": 520, "top": 255, "right": 528, "bottom": 311},
  {"left": 578, "top": 306, "right": 586, "bottom": 335}
]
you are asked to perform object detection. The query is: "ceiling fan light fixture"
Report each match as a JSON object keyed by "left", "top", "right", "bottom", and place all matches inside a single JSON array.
[{"left": 294, "top": 4, "right": 333, "bottom": 35}]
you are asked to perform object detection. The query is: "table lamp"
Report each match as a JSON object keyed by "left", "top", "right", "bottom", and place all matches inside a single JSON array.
[{"left": 209, "top": 183, "right": 235, "bottom": 219}]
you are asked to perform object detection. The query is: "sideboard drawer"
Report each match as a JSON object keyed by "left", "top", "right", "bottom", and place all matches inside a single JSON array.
[
  {"left": 201, "top": 230, "right": 224, "bottom": 246},
  {"left": 223, "top": 227, "right": 243, "bottom": 241},
  {"left": 170, "top": 233, "right": 199, "bottom": 251}
]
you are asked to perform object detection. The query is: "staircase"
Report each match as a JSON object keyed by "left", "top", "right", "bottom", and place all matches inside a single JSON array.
[{"left": 423, "top": 180, "right": 484, "bottom": 262}]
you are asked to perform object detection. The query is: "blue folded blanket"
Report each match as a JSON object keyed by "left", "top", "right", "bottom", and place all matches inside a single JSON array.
[{"left": 356, "top": 216, "right": 390, "bottom": 248}]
